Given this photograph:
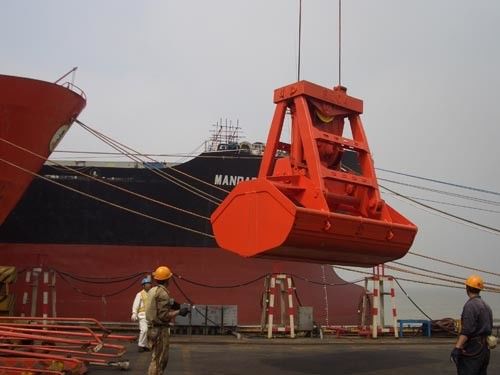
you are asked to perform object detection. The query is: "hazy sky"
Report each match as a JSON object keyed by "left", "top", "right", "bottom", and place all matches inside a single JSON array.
[{"left": 2, "top": 1, "right": 500, "bottom": 313}]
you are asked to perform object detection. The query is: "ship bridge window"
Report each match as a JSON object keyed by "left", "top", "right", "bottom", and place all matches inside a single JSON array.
[
  {"left": 251, "top": 142, "right": 265, "bottom": 155},
  {"left": 238, "top": 141, "right": 251, "bottom": 152},
  {"left": 217, "top": 143, "right": 228, "bottom": 151}
]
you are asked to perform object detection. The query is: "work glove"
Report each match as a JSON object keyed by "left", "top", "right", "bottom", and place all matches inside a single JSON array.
[
  {"left": 179, "top": 307, "right": 190, "bottom": 317},
  {"left": 450, "top": 347, "right": 462, "bottom": 364},
  {"left": 131, "top": 313, "right": 138, "bottom": 322},
  {"left": 171, "top": 301, "right": 181, "bottom": 310}
]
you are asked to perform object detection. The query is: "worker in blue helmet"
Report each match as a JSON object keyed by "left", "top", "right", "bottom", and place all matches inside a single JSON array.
[{"left": 131, "top": 275, "right": 153, "bottom": 352}]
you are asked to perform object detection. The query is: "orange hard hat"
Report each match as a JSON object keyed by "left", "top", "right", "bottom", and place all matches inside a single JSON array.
[
  {"left": 153, "top": 266, "right": 173, "bottom": 281},
  {"left": 465, "top": 275, "right": 484, "bottom": 290}
]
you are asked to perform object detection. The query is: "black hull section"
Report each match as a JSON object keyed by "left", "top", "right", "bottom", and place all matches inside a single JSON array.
[{"left": 0, "top": 152, "right": 260, "bottom": 245}]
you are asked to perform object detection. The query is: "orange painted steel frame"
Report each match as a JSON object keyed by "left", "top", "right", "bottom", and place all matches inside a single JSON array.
[
  {"left": 0, "top": 316, "right": 134, "bottom": 374},
  {"left": 0, "top": 349, "right": 86, "bottom": 374},
  {"left": 0, "top": 365, "right": 64, "bottom": 374},
  {"left": 211, "top": 81, "right": 417, "bottom": 266}
]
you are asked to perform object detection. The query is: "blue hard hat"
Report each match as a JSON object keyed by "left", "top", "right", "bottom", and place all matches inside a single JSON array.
[{"left": 141, "top": 276, "right": 152, "bottom": 285}]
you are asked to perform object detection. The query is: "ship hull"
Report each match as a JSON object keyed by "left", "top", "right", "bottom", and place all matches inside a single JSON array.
[
  {"left": 0, "top": 243, "right": 363, "bottom": 325},
  {"left": 0, "top": 149, "right": 365, "bottom": 325},
  {"left": 0, "top": 74, "right": 86, "bottom": 225}
]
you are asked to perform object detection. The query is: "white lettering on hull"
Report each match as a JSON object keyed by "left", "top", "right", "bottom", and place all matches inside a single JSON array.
[{"left": 214, "top": 174, "right": 255, "bottom": 186}]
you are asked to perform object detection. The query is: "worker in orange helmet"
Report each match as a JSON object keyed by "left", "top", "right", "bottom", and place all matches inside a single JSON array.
[
  {"left": 450, "top": 274, "right": 493, "bottom": 374},
  {"left": 145, "top": 265, "right": 190, "bottom": 375}
]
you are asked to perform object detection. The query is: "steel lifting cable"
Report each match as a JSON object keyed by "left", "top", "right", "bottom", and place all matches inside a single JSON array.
[
  {"left": 381, "top": 192, "right": 500, "bottom": 214},
  {"left": 173, "top": 272, "right": 364, "bottom": 290},
  {"left": 391, "top": 261, "right": 500, "bottom": 288},
  {"left": 288, "top": 272, "right": 366, "bottom": 308},
  {"left": 297, "top": 0, "right": 302, "bottom": 81},
  {"left": 394, "top": 277, "right": 466, "bottom": 290},
  {"left": 394, "top": 278, "right": 458, "bottom": 336},
  {"left": 172, "top": 271, "right": 364, "bottom": 318},
  {"left": 0, "top": 156, "right": 214, "bottom": 239},
  {"left": 80, "top": 124, "right": 223, "bottom": 205},
  {"left": 334, "top": 266, "right": 373, "bottom": 277},
  {"left": 386, "top": 264, "right": 500, "bottom": 292},
  {"left": 385, "top": 264, "right": 466, "bottom": 288},
  {"left": 408, "top": 251, "right": 500, "bottom": 277},
  {"left": 341, "top": 164, "right": 500, "bottom": 235},
  {"left": 293, "top": 287, "right": 304, "bottom": 307},
  {"left": 0, "top": 137, "right": 210, "bottom": 222},
  {"left": 291, "top": 273, "right": 365, "bottom": 287},
  {"left": 172, "top": 139, "right": 207, "bottom": 164},
  {"left": 54, "top": 269, "right": 146, "bottom": 284},
  {"left": 56, "top": 271, "right": 142, "bottom": 298},
  {"left": 335, "top": 266, "right": 466, "bottom": 290},
  {"left": 381, "top": 185, "right": 500, "bottom": 236},
  {"left": 76, "top": 120, "right": 230, "bottom": 198},
  {"left": 174, "top": 274, "right": 268, "bottom": 289},
  {"left": 336, "top": 265, "right": 500, "bottom": 293},
  {"left": 380, "top": 178, "right": 500, "bottom": 207},
  {"left": 87, "top": 122, "right": 230, "bottom": 194},
  {"left": 338, "top": 0, "right": 342, "bottom": 86},
  {"left": 394, "top": 278, "right": 461, "bottom": 335},
  {"left": 377, "top": 167, "right": 500, "bottom": 197},
  {"left": 76, "top": 121, "right": 224, "bottom": 205},
  {"left": 171, "top": 277, "right": 233, "bottom": 331},
  {"left": 173, "top": 274, "right": 302, "bottom": 326},
  {"left": 171, "top": 277, "right": 194, "bottom": 305},
  {"left": 389, "top": 191, "right": 500, "bottom": 236},
  {"left": 393, "top": 278, "right": 433, "bottom": 321}
]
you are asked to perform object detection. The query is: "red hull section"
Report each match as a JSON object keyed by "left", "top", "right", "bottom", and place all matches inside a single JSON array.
[
  {"left": 0, "top": 244, "right": 364, "bottom": 325},
  {"left": 0, "top": 75, "right": 86, "bottom": 225}
]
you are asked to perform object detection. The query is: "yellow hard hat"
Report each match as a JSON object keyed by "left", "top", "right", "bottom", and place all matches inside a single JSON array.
[
  {"left": 153, "top": 266, "right": 173, "bottom": 281},
  {"left": 465, "top": 275, "right": 484, "bottom": 290}
]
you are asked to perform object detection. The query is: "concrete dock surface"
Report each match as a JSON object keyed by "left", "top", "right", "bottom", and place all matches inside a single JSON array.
[{"left": 89, "top": 336, "right": 500, "bottom": 374}]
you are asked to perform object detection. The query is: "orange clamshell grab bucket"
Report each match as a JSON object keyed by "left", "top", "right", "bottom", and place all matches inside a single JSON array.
[{"left": 211, "top": 81, "right": 418, "bottom": 267}]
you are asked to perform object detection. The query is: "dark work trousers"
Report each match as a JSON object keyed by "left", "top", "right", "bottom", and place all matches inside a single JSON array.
[{"left": 457, "top": 348, "right": 490, "bottom": 375}]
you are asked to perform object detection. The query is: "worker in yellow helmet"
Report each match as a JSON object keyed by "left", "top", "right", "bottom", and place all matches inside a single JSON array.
[
  {"left": 450, "top": 275, "right": 493, "bottom": 374},
  {"left": 131, "top": 276, "right": 153, "bottom": 352},
  {"left": 145, "top": 266, "right": 189, "bottom": 375}
]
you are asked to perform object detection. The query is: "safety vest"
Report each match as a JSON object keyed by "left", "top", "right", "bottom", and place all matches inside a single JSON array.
[{"left": 138, "top": 290, "right": 148, "bottom": 313}]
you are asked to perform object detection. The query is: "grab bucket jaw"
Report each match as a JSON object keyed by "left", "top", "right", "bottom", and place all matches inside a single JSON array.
[{"left": 211, "top": 81, "right": 417, "bottom": 266}]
